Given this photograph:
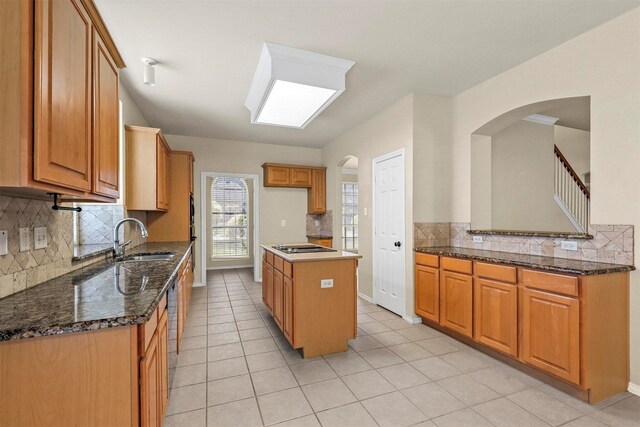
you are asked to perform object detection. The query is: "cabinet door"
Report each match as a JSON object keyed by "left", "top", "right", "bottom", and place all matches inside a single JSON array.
[
  {"left": 308, "top": 169, "right": 326, "bottom": 214},
  {"left": 415, "top": 265, "right": 439, "bottom": 323},
  {"left": 273, "top": 269, "right": 284, "bottom": 328},
  {"left": 265, "top": 165, "right": 290, "bottom": 186},
  {"left": 522, "top": 288, "right": 580, "bottom": 384},
  {"left": 157, "top": 308, "right": 169, "bottom": 419},
  {"left": 474, "top": 278, "right": 518, "bottom": 356},
  {"left": 34, "top": 0, "right": 92, "bottom": 191},
  {"left": 140, "top": 332, "right": 160, "bottom": 427},
  {"left": 156, "top": 137, "right": 170, "bottom": 211},
  {"left": 92, "top": 29, "right": 119, "bottom": 198},
  {"left": 290, "top": 168, "right": 312, "bottom": 187},
  {"left": 440, "top": 271, "right": 473, "bottom": 337},
  {"left": 283, "top": 275, "right": 294, "bottom": 344}
]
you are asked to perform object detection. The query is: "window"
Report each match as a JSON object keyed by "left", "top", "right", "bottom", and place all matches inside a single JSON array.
[
  {"left": 211, "top": 177, "right": 249, "bottom": 257},
  {"left": 342, "top": 183, "right": 358, "bottom": 251}
]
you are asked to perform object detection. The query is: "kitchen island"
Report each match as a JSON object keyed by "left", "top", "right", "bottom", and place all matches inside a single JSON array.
[{"left": 261, "top": 244, "right": 362, "bottom": 358}]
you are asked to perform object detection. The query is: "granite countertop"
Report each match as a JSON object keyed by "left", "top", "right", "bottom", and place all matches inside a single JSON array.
[
  {"left": 306, "top": 234, "right": 333, "bottom": 239},
  {"left": 261, "top": 243, "right": 361, "bottom": 262},
  {"left": 72, "top": 243, "right": 113, "bottom": 261},
  {"left": 0, "top": 242, "right": 192, "bottom": 342},
  {"left": 468, "top": 229, "right": 593, "bottom": 240},
  {"left": 415, "top": 246, "right": 634, "bottom": 276}
]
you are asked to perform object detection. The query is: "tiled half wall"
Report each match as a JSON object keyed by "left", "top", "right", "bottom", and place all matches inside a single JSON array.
[{"left": 415, "top": 222, "right": 633, "bottom": 265}]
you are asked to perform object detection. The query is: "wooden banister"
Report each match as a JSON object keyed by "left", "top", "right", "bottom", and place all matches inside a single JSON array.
[{"left": 554, "top": 145, "right": 590, "bottom": 198}]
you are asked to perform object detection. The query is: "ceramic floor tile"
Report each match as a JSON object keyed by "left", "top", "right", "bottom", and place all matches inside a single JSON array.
[
  {"left": 246, "top": 350, "right": 288, "bottom": 372},
  {"left": 416, "top": 337, "right": 464, "bottom": 355},
  {"left": 207, "top": 374, "right": 255, "bottom": 406},
  {"left": 348, "top": 335, "right": 384, "bottom": 352},
  {"left": 235, "top": 311, "right": 263, "bottom": 321},
  {"left": 167, "top": 383, "right": 207, "bottom": 415},
  {"left": 401, "top": 382, "right": 466, "bottom": 419},
  {"left": 207, "top": 342, "right": 244, "bottom": 362},
  {"left": 431, "top": 408, "right": 493, "bottom": 427},
  {"left": 208, "top": 331, "right": 241, "bottom": 346},
  {"left": 324, "top": 353, "right": 372, "bottom": 376},
  {"left": 240, "top": 327, "right": 273, "bottom": 341},
  {"left": 468, "top": 365, "right": 535, "bottom": 395},
  {"left": 272, "top": 414, "right": 320, "bottom": 427},
  {"left": 381, "top": 318, "right": 415, "bottom": 330},
  {"left": 258, "top": 387, "right": 313, "bottom": 426},
  {"left": 368, "top": 331, "right": 411, "bottom": 346},
  {"left": 388, "top": 342, "right": 433, "bottom": 362},
  {"left": 436, "top": 374, "right": 501, "bottom": 406},
  {"left": 237, "top": 319, "right": 267, "bottom": 330},
  {"left": 208, "top": 322, "right": 238, "bottom": 334},
  {"left": 590, "top": 395, "right": 640, "bottom": 427},
  {"left": 251, "top": 366, "right": 299, "bottom": 395},
  {"left": 361, "top": 391, "right": 427, "bottom": 427},
  {"left": 440, "top": 350, "right": 495, "bottom": 373},
  {"left": 163, "top": 408, "right": 207, "bottom": 427},
  {"left": 358, "top": 347, "right": 404, "bottom": 368},
  {"left": 301, "top": 378, "right": 357, "bottom": 412},
  {"left": 358, "top": 321, "right": 392, "bottom": 335},
  {"left": 508, "top": 387, "right": 584, "bottom": 426},
  {"left": 473, "top": 397, "right": 550, "bottom": 427},
  {"left": 290, "top": 360, "right": 337, "bottom": 385},
  {"left": 208, "top": 314, "right": 235, "bottom": 325},
  {"left": 315, "top": 402, "right": 378, "bottom": 427},
  {"left": 172, "top": 363, "right": 207, "bottom": 388},
  {"left": 207, "top": 397, "right": 263, "bottom": 427},
  {"left": 181, "top": 335, "right": 207, "bottom": 351},
  {"left": 396, "top": 325, "right": 441, "bottom": 341},
  {"left": 177, "top": 348, "right": 208, "bottom": 367},
  {"left": 561, "top": 416, "right": 609, "bottom": 427},
  {"left": 243, "top": 337, "right": 279, "bottom": 355},
  {"left": 410, "top": 356, "right": 462, "bottom": 381},
  {"left": 341, "top": 370, "right": 395, "bottom": 400},
  {"left": 367, "top": 310, "right": 400, "bottom": 321},
  {"left": 207, "top": 357, "right": 249, "bottom": 381},
  {"left": 377, "top": 363, "right": 430, "bottom": 389}
]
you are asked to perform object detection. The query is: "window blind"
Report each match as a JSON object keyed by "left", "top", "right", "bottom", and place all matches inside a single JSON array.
[{"left": 211, "top": 177, "right": 249, "bottom": 257}]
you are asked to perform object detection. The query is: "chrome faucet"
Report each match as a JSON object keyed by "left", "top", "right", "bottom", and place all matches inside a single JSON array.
[{"left": 113, "top": 218, "right": 148, "bottom": 260}]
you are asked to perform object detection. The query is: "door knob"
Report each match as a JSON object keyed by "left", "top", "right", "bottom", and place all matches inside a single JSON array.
[{"left": 394, "top": 241, "right": 402, "bottom": 248}]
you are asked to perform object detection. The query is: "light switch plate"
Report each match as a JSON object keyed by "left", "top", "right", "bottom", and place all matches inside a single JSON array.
[
  {"left": 321, "top": 279, "right": 334, "bottom": 289},
  {"left": 19, "top": 228, "right": 30, "bottom": 252},
  {"left": 0, "top": 230, "right": 7, "bottom": 256},
  {"left": 560, "top": 241, "right": 578, "bottom": 251},
  {"left": 472, "top": 235, "right": 483, "bottom": 243},
  {"left": 34, "top": 227, "right": 48, "bottom": 250}
]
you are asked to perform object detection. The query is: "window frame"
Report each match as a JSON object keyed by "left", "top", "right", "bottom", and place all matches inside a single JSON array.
[
  {"left": 210, "top": 176, "right": 250, "bottom": 259},
  {"left": 342, "top": 182, "right": 359, "bottom": 252}
]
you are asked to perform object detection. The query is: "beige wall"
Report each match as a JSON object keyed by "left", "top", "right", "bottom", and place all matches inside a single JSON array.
[
  {"left": 165, "top": 134, "right": 322, "bottom": 283},
  {"left": 323, "top": 94, "right": 415, "bottom": 315},
  {"left": 555, "top": 125, "right": 590, "bottom": 178},
  {"left": 206, "top": 177, "right": 255, "bottom": 269},
  {"left": 446, "top": 8, "right": 640, "bottom": 385},
  {"left": 470, "top": 134, "right": 492, "bottom": 229}
]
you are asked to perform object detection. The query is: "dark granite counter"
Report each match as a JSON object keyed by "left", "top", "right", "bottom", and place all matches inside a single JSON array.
[
  {"left": 306, "top": 234, "right": 333, "bottom": 239},
  {"left": 0, "top": 242, "right": 192, "bottom": 342},
  {"left": 72, "top": 243, "right": 113, "bottom": 261},
  {"left": 468, "top": 229, "right": 593, "bottom": 240},
  {"left": 415, "top": 246, "right": 634, "bottom": 276}
]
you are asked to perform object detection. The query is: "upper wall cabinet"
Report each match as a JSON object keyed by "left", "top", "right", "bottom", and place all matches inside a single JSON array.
[
  {"left": 125, "top": 126, "right": 171, "bottom": 212},
  {"left": 0, "top": 0, "right": 125, "bottom": 202},
  {"left": 262, "top": 163, "right": 327, "bottom": 214}
]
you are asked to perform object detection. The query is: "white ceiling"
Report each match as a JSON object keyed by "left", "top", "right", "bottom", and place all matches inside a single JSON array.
[{"left": 95, "top": 0, "right": 638, "bottom": 148}]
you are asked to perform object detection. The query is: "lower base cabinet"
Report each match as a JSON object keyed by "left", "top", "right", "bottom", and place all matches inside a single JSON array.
[
  {"left": 474, "top": 278, "right": 518, "bottom": 357},
  {"left": 273, "top": 269, "right": 284, "bottom": 328},
  {"left": 439, "top": 270, "right": 473, "bottom": 337},
  {"left": 415, "top": 265, "right": 439, "bottom": 323},
  {"left": 521, "top": 287, "right": 580, "bottom": 384},
  {"left": 140, "top": 329, "right": 161, "bottom": 427}
]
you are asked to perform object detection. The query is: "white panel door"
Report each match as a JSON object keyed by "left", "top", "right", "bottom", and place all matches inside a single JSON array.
[{"left": 373, "top": 150, "right": 405, "bottom": 316}]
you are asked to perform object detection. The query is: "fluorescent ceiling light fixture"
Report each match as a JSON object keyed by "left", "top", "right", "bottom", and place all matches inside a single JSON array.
[{"left": 245, "top": 43, "right": 355, "bottom": 129}]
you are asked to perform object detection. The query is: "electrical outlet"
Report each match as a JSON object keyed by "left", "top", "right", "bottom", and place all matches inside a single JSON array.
[
  {"left": 19, "top": 228, "right": 30, "bottom": 252},
  {"left": 0, "top": 230, "right": 7, "bottom": 256},
  {"left": 363, "top": 208, "right": 368, "bottom": 216},
  {"left": 281, "top": 220, "right": 286, "bottom": 227},
  {"left": 34, "top": 227, "right": 48, "bottom": 250},
  {"left": 560, "top": 241, "right": 578, "bottom": 251},
  {"left": 472, "top": 235, "right": 483, "bottom": 243},
  {"left": 314, "top": 220, "right": 320, "bottom": 227},
  {"left": 320, "top": 278, "right": 334, "bottom": 289}
]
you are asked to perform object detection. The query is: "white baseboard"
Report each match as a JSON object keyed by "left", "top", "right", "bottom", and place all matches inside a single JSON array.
[
  {"left": 402, "top": 315, "right": 422, "bottom": 325},
  {"left": 206, "top": 265, "right": 253, "bottom": 271},
  {"left": 357, "top": 292, "right": 374, "bottom": 303},
  {"left": 628, "top": 382, "right": 640, "bottom": 397},
  {"left": 192, "top": 282, "right": 205, "bottom": 288}
]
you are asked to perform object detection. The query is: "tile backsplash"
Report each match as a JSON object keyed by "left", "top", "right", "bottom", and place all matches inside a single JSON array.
[
  {"left": 0, "top": 195, "right": 148, "bottom": 299},
  {"left": 306, "top": 210, "right": 333, "bottom": 236},
  {"left": 415, "top": 221, "right": 634, "bottom": 265},
  {"left": 77, "top": 204, "right": 125, "bottom": 245}
]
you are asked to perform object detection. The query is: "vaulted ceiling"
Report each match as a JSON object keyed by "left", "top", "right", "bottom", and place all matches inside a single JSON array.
[{"left": 95, "top": 0, "right": 638, "bottom": 147}]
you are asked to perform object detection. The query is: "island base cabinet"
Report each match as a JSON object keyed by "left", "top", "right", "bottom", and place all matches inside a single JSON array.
[
  {"left": 273, "top": 269, "right": 284, "bottom": 328},
  {"left": 474, "top": 278, "right": 518, "bottom": 357},
  {"left": 439, "top": 271, "right": 473, "bottom": 337},
  {"left": 522, "top": 288, "right": 580, "bottom": 385},
  {"left": 283, "top": 275, "right": 294, "bottom": 343}
]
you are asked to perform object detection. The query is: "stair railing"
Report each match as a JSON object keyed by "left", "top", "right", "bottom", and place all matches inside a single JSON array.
[{"left": 554, "top": 145, "right": 590, "bottom": 233}]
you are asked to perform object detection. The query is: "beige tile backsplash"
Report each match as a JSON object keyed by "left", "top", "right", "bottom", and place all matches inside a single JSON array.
[
  {"left": 415, "top": 221, "right": 634, "bottom": 265},
  {"left": 0, "top": 195, "right": 148, "bottom": 299},
  {"left": 306, "top": 210, "right": 333, "bottom": 236}
]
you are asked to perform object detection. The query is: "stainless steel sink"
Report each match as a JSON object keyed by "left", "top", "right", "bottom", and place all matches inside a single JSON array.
[{"left": 119, "top": 252, "right": 176, "bottom": 262}]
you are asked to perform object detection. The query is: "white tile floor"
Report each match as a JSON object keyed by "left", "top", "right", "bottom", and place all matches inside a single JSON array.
[{"left": 163, "top": 268, "right": 640, "bottom": 427}]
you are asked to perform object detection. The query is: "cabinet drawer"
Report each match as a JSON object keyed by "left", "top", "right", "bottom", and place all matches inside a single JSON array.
[
  {"left": 441, "top": 257, "right": 472, "bottom": 274},
  {"left": 266, "top": 251, "right": 274, "bottom": 266},
  {"left": 522, "top": 269, "right": 578, "bottom": 297},
  {"left": 274, "top": 255, "right": 284, "bottom": 273},
  {"left": 283, "top": 260, "right": 293, "bottom": 278},
  {"left": 475, "top": 262, "right": 516, "bottom": 283},
  {"left": 415, "top": 253, "right": 439, "bottom": 268}
]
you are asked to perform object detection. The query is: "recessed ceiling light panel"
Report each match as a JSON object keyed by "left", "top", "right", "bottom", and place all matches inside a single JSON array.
[{"left": 245, "top": 43, "right": 355, "bottom": 129}]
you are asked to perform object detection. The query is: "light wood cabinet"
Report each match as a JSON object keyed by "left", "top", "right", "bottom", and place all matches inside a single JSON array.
[
  {"left": 262, "top": 259, "right": 274, "bottom": 312},
  {"left": 157, "top": 309, "right": 169, "bottom": 419},
  {"left": 308, "top": 168, "right": 326, "bottom": 214},
  {"left": 474, "top": 278, "right": 518, "bottom": 356},
  {"left": 125, "top": 126, "right": 171, "bottom": 211},
  {"left": 283, "top": 275, "right": 294, "bottom": 343},
  {"left": 440, "top": 270, "right": 473, "bottom": 337},
  {"left": 0, "top": 0, "right": 125, "bottom": 201},
  {"left": 273, "top": 269, "right": 284, "bottom": 328},
  {"left": 290, "top": 168, "right": 313, "bottom": 187},
  {"left": 92, "top": 29, "right": 120, "bottom": 198},
  {"left": 140, "top": 330, "right": 160, "bottom": 427},
  {"left": 264, "top": 165, "right": 291, "bottom": 186},
  {"left": 522, "top": 288, "right": 580, "bottom": 384},
  {"left": 308, "top": 237, "right": 333, "bottom": 248},
  {"left": 415, "top": 265, "right": 439, "bottom": 323}
]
